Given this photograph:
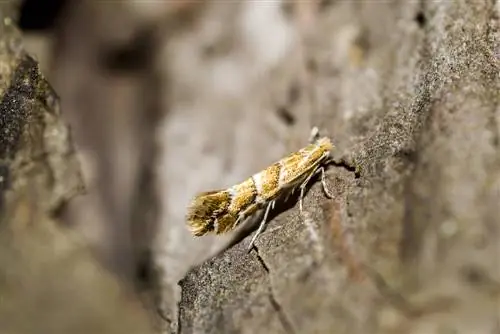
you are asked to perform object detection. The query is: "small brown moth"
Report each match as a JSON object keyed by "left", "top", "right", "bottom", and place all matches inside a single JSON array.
[{"left": 186, "top": 127, "right": 334, "bottom": 250}]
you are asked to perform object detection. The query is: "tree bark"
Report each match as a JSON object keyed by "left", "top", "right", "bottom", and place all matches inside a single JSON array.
[
  {"left": 0, "top": 4, "right": 155, "bottom": 333},
  {"left": 176, "top": 1, "right": 500, "bottom": 333},
  {"left": 14, "top": 1, "right": 500, "bottom": 333}
]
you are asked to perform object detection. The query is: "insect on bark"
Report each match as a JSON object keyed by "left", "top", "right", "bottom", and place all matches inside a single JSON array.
[{"left": 186, "top": 127, "right": 334, "bottom": 251}]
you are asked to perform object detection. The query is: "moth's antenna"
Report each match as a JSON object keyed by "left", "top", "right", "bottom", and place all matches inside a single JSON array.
[{"left": 309, "top": 126, "right": 321, "bottom": 143}]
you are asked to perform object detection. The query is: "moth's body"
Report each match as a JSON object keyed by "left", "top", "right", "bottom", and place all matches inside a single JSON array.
[{"left": 186, "top": 129, "right": 334, "bottom": 250}]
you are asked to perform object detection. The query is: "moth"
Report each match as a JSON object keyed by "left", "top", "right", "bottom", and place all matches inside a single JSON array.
[{"left": 186, "top": 127, "right": 334, "bottom": 250}]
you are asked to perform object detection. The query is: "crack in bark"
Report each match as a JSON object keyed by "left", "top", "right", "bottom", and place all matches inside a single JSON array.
[
  {"left": 329, "top": 158, "right": 361, "bottom": 178},
  {"left": 253, "top": 245, "right": 270, "bottom": 273},
  {"left": 253, "top": 246, "right": 296, "bottom": 334}
]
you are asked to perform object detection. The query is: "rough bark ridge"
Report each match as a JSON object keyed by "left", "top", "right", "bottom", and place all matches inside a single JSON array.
[
  {"left": 0, "top": 4, "right": 155, "bottom": 334},
  {"left": 178, "top": 1, "right": 500, "bottom": 333}
]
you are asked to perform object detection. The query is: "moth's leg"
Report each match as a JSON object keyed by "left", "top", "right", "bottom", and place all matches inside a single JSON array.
[
  {"left": 235, "top": 203, "right": 259, "bottom": 228},
  {"left": 299, "top": 185, "right": 305, "bottom": 214},
  {"left": 319, "top": 166, "right": 334, "bottom": 198},
  {"left": 298, "top": 167, "right": 320, "bottom": 214},
  {"left": 247, "top": 200, "right": 274, "bottom": 252},
  {"left": 298, "top": 153, "right": 332, "bottom": 213},
  {"left": 284, "top": 187, "right": 295, "bottom": 202},
  {"left": 233, "top": 215, "right": 242, "bottom": 227}
]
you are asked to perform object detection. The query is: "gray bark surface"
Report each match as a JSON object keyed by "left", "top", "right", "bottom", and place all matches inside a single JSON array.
[
  {"left": 13, "top": 1, "right": 500, "bottom": 333},
  {"left": 176, "top": 1, "right": 500, "bottom": 333},
  {"left": 0, "top": 4, "right": 155, "bottom": 333}
]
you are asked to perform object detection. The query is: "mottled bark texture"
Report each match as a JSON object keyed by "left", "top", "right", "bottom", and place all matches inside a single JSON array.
[
  {"left": 177, "top": 1, "right": 500, "bottom": 334},
  {"left": 0, "top": 5, "right": 154, "bottom": 334},
  {"left": 24, "top": 0, "right": 500, "bottom": 333}
]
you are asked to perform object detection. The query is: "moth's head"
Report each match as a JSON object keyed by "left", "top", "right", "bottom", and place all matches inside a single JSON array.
[
  {"left": 315, "top": 136, "right": 334, "bottom": 155},
  {"left": 186, "top": 190, "right": 231, "bottom": 236},
  {"left": 310, "top": 127, "right": 334, "bottom": 152}
]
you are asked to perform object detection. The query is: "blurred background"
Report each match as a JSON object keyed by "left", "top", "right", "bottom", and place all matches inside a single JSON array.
[
  {"left": 7, "top": 0, "right": 500, "bottom": 333},
  {"left": 4, "top": 0, "right": 500, "bottom": 334},
  {"left": 16, "top": 0, "right": 474, "bottom": 333},
  {"left": 18, "top": 0, "right": 327, "bottom": 332}
]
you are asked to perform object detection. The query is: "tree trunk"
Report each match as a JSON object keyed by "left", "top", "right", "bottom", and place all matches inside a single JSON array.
[
  {"left": 8, "top": 1, "right": 500, "bottom": 333},
  {"left": 0, "top": 3, "right": 155, "bottom": 333},
  {"left": 175, "top": 1, "right": 500, "bottom": 333}
]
